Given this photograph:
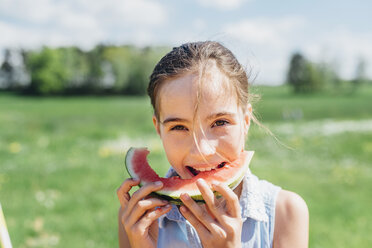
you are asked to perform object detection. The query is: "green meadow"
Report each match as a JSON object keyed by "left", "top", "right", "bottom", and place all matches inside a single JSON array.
[{"left": 1, "top": 85, "right": 372, "bottom": 247}]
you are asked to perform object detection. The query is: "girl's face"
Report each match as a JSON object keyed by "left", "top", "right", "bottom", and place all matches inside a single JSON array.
[{"left": 153, "top": 67, "right": 251, "bottom": 179}]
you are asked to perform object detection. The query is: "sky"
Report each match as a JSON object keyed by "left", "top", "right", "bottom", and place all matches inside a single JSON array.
[{"left": 1, "top": 0, "right": 371, "bottom": 85}]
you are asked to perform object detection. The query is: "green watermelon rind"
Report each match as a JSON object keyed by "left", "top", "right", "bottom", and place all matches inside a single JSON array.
[
  {"left": 125, "top": 147, "right": 253, "bottom": 205},
  {"left": 150, "top": 172, "right": 247, "bottom": 205}
]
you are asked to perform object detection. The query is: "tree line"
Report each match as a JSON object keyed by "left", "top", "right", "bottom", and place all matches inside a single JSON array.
[
  {"left": 0, "top": 45, "right": 169, "bottom": 96},
  {"left": 287, "top": 52, "right": 370, "bottom": 94},
  {"left": 0, "top": 45, "right": 370, "bottom": 96}
]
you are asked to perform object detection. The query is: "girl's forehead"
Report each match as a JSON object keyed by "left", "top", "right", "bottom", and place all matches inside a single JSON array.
[
  {"left": 158, "top": 70, "right": 239, "bottom": 120},
  {"left": 160, "top": 65, "right": 235, "bottom": 99}
]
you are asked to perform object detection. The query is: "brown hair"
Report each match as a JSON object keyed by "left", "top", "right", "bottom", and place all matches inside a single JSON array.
[{"left": 148, "top": 41, "right": 259, "bottom": 124}]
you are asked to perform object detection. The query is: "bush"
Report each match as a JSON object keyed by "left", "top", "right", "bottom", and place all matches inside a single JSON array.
[
  {"left": 25, "top": 47, "right": 68, "bottom": 95},
  {"left": 286, "top": 52, "right": 322, "bottom": 93}
]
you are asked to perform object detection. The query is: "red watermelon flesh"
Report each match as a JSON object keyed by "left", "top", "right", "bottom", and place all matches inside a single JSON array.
[{"left": 125, "top": 147, "right": 254, "bottom": 204}]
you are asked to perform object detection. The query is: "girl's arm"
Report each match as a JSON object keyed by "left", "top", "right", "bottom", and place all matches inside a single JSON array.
[
  {"left": 273, "top": 190, "right": 309, "bottom": 248},
  {"left": 118, "top": 207, "right": 131, "bottom": 248}
]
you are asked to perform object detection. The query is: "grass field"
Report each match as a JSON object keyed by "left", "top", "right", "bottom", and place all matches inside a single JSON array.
[{"left": 1, "top": 85, "right": 372, "bottom": 247}]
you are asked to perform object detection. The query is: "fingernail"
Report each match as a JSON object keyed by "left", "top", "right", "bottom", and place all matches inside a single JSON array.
[
  {"left": 161, "top": 204, "right": 171, "bottom": 211},
  {"left": 157, "top": 204, "right": 170, "bottom": 212},
  {"left": 181, "top": 193, "right": 190, "bottom": 200},
  {"left": 155, "top": 181, "right": 163, "bottom": 186},
  {"left": 211, "top": 181, "right": 219, "bottom": 187},
  {"left": 180, "top": 206, "right": 187, "bottom": 212},
  {"left": 197, "top": 179, "right": 207, "bottom": 188}
]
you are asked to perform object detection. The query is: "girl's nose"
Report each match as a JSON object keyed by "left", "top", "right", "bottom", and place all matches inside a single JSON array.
[{"left": 191, "top": 136, "right": 216, "bottom": 158}]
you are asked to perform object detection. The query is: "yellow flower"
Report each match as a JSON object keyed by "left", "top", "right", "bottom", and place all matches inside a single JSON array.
[
  {"left": 363, "top": 142, "right": 372, "bottom": 153},
  {"left": 98, "top": 147, "right": 111, "bottom": 158},
  {"left": 8, "top": 142, "right": 21, "bottom": 153}
]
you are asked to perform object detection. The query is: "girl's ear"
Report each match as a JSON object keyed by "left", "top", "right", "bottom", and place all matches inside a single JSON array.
[
  {"left": 244, "top": 104, "right": 252, "bottom": 135},
  {"left": 152, "top": 115, "right": 161, "bottom": 136}
]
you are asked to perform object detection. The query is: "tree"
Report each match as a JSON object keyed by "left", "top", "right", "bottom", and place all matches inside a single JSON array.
[
  {"left": 317, "top": 59, "right": 341, "bottom": 92},
  {"left": 286, "top": 52, "right": 322, "bottom": 93},
  {"left": 287, "top": 52, "right": 307, "bottom": 93},
  {"left": 3, "top": 44, "right": 170, "bottom": 95},
  {"left": 124, "top": 46, "right": 169, "bottom": 95},
  {"left": 85, "top": 45, "right": 105, "bottom": 92},
  {"left": 102, "top": 45, "right": 133, "bottom": 93},
  {"left": 102, "top": 45, "right": 169, "bottom": 95},
  {"left": 0, "top": 49, "right": 31, "bottom": 90},
  {"left": 353, "top": 58, "right": 368, "bottom": 86},
  {"left": 25, "top": 47, "right": 69, "bottom": 95},
  {"left": 58, "top": 46, "right": 90, "bottom": 94},
  {"left": 0, "top": 49, "right": 14, "bottom": 89}
]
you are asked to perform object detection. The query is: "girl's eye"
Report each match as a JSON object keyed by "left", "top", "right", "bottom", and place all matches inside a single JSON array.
[
  {"left": 170, "top": 125, "right": 188, "bottom": 131},
  {"left": 212, "top": 119, "right": 229, "bottom": 127}
]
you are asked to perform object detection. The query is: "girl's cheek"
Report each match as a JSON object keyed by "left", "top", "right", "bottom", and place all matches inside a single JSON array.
[{"left": 219, "top": 135, "right": 243, "bottom": 155}]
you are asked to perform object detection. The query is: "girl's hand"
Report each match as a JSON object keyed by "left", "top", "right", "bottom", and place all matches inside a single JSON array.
[
  {"left": 180, "top": 178, "right": 242, "bottom": 248},
  {"left": 117, "top": 179, "right": 172, "bottom": 248}
]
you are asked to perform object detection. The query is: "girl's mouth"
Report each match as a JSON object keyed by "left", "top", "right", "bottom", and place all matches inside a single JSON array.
[{"left": 186, "top": 162, "right": 227, "bottom": 176}]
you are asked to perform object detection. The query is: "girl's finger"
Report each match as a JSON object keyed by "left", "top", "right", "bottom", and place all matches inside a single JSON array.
[
  {"left": 212, "top": 183, "right": 241, "bottom": 218},
  {"left": 116, "top": 178, "right": 140, "bottom": 207},
  {"left": 179, "top": 206, "right": 212, "bottom": 238},
  {"left": 126, "top": 198, "right": 169, "bottom": 227},
  {"left": 124, "top": 181, "right": 164, "bottom": 218},
  {"left": 180, "top": 193, "right": 218, "bottom": 231},
  {"left": 196, "top": 179, "right": 221, "bottom": 219},
  {"left": 135, "top": 204, "right": 172, "bottom": 230}
]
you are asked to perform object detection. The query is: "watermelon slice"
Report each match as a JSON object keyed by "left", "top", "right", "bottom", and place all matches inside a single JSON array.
[{"left": 125, "top": 147, "right": 254, "bottom": 205}]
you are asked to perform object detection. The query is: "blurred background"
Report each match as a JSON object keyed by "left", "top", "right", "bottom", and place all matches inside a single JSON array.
[{"left": 0, "top": 0, "right": 371, "bottom": 247}]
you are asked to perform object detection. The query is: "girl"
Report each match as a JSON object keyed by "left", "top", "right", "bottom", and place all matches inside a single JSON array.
[{"left": 117, "top": 41, "right": 309, "bottom": 248}]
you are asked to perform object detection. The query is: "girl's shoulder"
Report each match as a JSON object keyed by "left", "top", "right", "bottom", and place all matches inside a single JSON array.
[
  {"left": 275, "top": 190, "right": 309, "bottom": 220},
  {"left": 273, "top": 189, "right": 309, "bottom": 247},
  {"left": 242, "top": 173, "right": 307, "bottom": 219},
  {"left": 242, "top": 173, "right": 308, "bottom": 247}
]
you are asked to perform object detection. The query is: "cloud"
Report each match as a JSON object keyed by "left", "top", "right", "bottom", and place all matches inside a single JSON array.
[
  {"left": 196, "top": 0, "right": 252, "bottom": 10},
  {"left": 222, "top": 17, "right": 306, "bottom": 84},
  {"left": 1, "top": 1, "right": 371, "bottom": 84},
  {"left": 0, "top": 0, "right": 56, "bottom": 24},
  {"left": 0, "top": 18, "right": 103, "bottom": 50},
  {"left": 0, "top": 0, "right": 168, "bottom": 50},
  {"left": 303, "top": 28, "right": 372, "bottom": 79},
  {"left": 223, "top": 17, "right": 305, "bottom": 48},
  {"left": 222, "top": 17, "right": 372, "bottom": 84}
]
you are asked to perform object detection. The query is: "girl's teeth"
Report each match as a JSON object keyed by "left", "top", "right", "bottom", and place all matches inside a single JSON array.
[
  {"left": 198, "top": 167, "right": 215, "bottom": 172},
  {"left": 187, "top": 162, "right": 226, "bottom": 175}
]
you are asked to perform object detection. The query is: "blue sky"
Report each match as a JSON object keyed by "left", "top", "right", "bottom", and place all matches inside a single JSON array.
[{"left": 1, "top": 0, "right": 371, "bottom": 84}]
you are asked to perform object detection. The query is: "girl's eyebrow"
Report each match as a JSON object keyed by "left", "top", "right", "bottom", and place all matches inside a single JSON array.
[
  {"left": 161, "top": 117, "right": 189, "bottom": 125},
  {"left": 206, "top": 112, "right": 235, "bottom": 120},
  {"left": 162, "top": 112, "right": 236, "bottom": 125}
]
